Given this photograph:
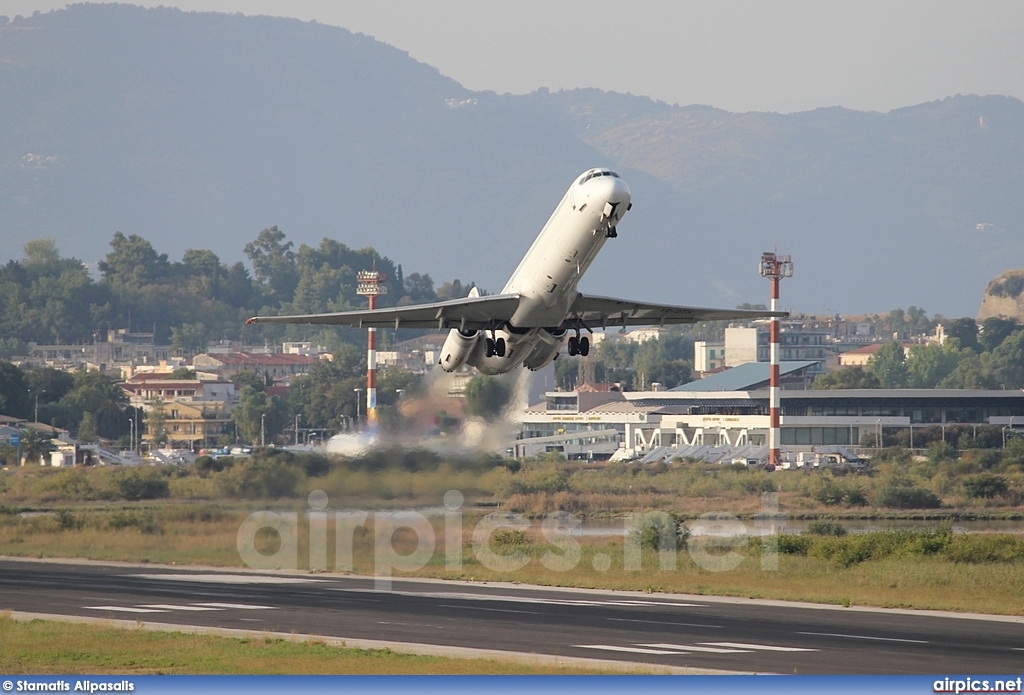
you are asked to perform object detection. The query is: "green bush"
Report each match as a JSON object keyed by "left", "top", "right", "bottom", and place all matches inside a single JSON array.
[
  {"left": 114, "top": 469, "right": 170, "bottom": 501},
  {"left": 943, "top": 534, "right": 1024, "bottom": 563},
  {"left": 806, "top": 520, "right": 847, "bottom": 536},
  {"left": 628, "top": 511, "right": 689, "bottom": 551},
  {"left": 776, "top": 534, "right": 811, "bottom": 555},
  {"left": 876, "top": 478, "right": 942, "bottom": 509},
  {"left": 217, "top": 458, "right": 301, "bottom": 499},
  {"left": 962, "top": 473, "right": 1010, "bottom": 499}
]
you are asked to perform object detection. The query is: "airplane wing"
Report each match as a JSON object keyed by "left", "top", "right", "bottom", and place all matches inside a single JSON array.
[
  {"left": 562, "top": 293, "right": 788, "bottom": 330},
  {"left": 245, "top": 294, "right": 522, "bottom": 332}
]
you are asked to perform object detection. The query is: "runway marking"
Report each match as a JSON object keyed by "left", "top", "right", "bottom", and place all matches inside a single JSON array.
[
  {"left": 608, "top": 617, "right": 723, "bottom": 628},
  {"left": 639, "top": 643, "right": 746, "bottom": 653},
  {"left": 798, "top": 631, "right": 928, "bottom": 644},
  {"left": 438, "top": 604, "right": 539, "bottom": 615},
  {"left": 576, "top": 645, "right": 685, "bottom": 655},
  {"left": 237, "top": 618, "right": 263, "bottom": 622},
  {"left": 132, "top": 573, "right": 318, "bottom": 584},
  {"left": 84, "top": 605, "right": 167, "bottom": 613},
  {"left": 328, "top": 588, "right": 704, "bottom": 609},
  {"left": 701, "top": 642, "right": 816, "bottom": 652},
  {"left": 192, "top": 602, "right": 275, "bottom": 610},
  {"left": 138, "top": 604, "right": 221, "bottom": 611}
]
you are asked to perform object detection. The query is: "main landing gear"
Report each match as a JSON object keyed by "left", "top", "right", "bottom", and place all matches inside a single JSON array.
[
  {"left": 567, "top": 334, "right": 590, "bottom": 357},
  {"left": 485, "top": 336, "right": 506, "bottom": 358}
]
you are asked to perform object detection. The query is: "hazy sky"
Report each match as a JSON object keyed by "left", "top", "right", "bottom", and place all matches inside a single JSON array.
[{"left": 6, "top": 1, "right": 1024, "bottom": 113}]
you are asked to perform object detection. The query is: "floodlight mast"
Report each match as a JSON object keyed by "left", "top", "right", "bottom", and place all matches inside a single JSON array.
[
  {"left": 356, "top": 270, "right": 388, "bottom": 431},
  {"left": 760, "top": 252, "right": 793, "bottom": 469}
]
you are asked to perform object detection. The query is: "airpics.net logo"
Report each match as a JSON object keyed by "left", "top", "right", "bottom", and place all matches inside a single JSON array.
[{"left": 236, "top": 490, "right": 782, "bottom": 588}]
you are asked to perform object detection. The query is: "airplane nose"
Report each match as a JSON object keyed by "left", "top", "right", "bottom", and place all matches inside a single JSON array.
[{"left": 592, "top": 175, "right": 631, "bottom": 212}]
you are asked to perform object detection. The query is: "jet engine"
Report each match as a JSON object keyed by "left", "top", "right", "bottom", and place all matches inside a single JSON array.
[
  {"left": 438, "top": 329, "right": 480, "bottom": 372},
  {"left": 522, "top": 329, "right": 566, "bottom": 371}
]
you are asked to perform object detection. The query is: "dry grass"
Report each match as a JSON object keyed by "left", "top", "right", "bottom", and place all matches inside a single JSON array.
[{"left": 2, "top": 508, "right": 1024, "bottom": 614}]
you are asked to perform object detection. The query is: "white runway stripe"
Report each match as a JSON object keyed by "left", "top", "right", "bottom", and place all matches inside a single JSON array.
[
  {"left": 575, "top": 645, "right": 686, "bottom": 655},
  {"left": 639, "top": 643, "right": 747, "bottom": 653},
  {"left": 797, "top": 631, "right": 928, "bottom": 644},
  {"left": 137, "top": 604, "right": 221, "bottom": 611},
  {"left": 191, "top": 602, "right": 275, "bottom": 610},
  {"left": 84, "top": 606, "right": 167, "bottom": 613},
  {"left": 701, "top": 641, "right": 816, "bottom": 652}
]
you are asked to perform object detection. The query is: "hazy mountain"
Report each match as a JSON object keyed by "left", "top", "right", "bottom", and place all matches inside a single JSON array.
[{"left": 2, "top": 4, "right": 1023, "bottom": 317}]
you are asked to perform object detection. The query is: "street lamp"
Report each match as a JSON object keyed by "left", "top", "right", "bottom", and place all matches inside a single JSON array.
[
  {"left": 128, "top": 417, "right": 134, "bottom": 453},
  {"left": 261, "top": 413, "right": 266, "bottom": 447},
  {"left": 294, "top": 413, "right": 301, "bottom": 446},
  {"left": 354, "top": 388, "right": 364, "bottom": 427}
]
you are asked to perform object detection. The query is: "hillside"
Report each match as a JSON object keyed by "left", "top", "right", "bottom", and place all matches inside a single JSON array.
[{"left": 2, "top": 5, "right": 1023, "bottom": 316}]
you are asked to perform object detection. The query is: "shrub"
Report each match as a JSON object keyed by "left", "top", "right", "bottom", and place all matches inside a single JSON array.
[
  {"left": 876, "top": 477, "right": 942, "bottom": 509},
  {"left": 777, "top": 534, "right": 811, "bottom": 555},
  {"left": 114, "top": 469, "right": 170, "bottom": 501},
  {"left": 806, "top": 520, "right": 847, "bottom": 536},
  {"left": 943, "top": 534, "right": 1024, "bottom": 563},
  {"left": 962, "top": 473, "right": 1010, "bottom": 499},
  {"left": 491, "top": 529, "right": 531, "bottom": 556},
  {"left": 628, "top": 511, "right": 689, "bottom": 551},
  {"left": 217, "top": 458, "right": 301, "bottom": 499},
  {"left": 814, "top": 478, "right": 847, "bottom": 506}
]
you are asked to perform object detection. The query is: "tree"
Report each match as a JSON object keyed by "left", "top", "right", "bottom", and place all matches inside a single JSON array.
[
  {"left": 0, "top": 361, "right": 32, "bottom": 418},
  {"left": 979, "top": 317, "right": 1019, "bottom": 353},
  {"left": 944, "top": 318, "right": 979, "bottom": 352},
  {"left": 811, "top": 366, "right": 881, "bottom": 389},
  {"left": 58, "top": 371, "right": 131, "bottom": 440},
  {"left": 905, "top": 342, "right": 968, "bottom": 388},
  {"left": 988, "top": 330, "right": 1024, "bottom": 389},
  {"left": 146, "top": 398, "right": 169, "bottom": 446},
  {"left": 232, "top": 386, "right": 289, "bottom": 445},
  {"left": 464, "top": 375, "right": 512, "bottom": 420},
  {"left": 868, "top": 341, "right": 909, "bottom": 388},
  {"left": 231, "top": 369, "right": 267, "bottom": 392},
  {"left": 402, "top": 272, "right": 436, "bottom": 303},
  {"left": 98, "top": 232, "right": 170, "bottom": 286},
  {"left": 244, "top": 226, "right": 298, "bottom": 303},
  {"left": 18, "top": 427, "right": 53, "bottom": 465},
  {"left": 77, "top": 411, "right": 98, "bottom": 443},
  {"left": 170, "top": 323, "right": 209, "bottom": 357}
]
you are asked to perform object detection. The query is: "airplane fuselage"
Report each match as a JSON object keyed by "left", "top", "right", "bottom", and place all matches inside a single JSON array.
[{"left": 440, "top": 169, "right": 632, "bottom": 375}]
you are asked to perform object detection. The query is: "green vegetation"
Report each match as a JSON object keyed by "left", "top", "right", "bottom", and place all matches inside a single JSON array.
[
  {"left": 989, "top": 275, "right": 1024, "bottom": 300},
  {"left": 814, "top": 317, "right": 1024, "bottom": 390},
  {"left": 0, "top": 614, "right": 610, "bottom": 674}
]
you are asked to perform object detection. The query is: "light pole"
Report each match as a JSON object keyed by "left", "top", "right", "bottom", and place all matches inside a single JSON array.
[
  {"left": 128, "top": 417, "right": 134, "bottom": 453},
  {"left": 294, "top": 413, "right": 301, "bottom": 446},
  {"left": 261, "top": 413, "right": 266, "bottom": 447},
  {"left": 354, "top": 388, "right": 363, "bottom": 428}
]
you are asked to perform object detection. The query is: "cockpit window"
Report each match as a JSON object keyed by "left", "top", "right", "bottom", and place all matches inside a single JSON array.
[{"left": 579, "top": 170, "right": 620, "bottom": 185}]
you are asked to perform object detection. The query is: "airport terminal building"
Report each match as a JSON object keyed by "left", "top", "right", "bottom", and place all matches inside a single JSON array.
[{"left": 515, "top": 362, "right": 1024, "bottom": 462}]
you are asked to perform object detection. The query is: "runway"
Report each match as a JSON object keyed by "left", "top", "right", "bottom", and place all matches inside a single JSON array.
[{"left": 1, "top": 557, "right": 1021, "bottom": 674}]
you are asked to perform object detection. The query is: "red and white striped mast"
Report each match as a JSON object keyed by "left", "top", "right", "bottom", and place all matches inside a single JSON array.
[
  {"left": 356, "top": 269, "right": 387, "bottom": 431},
  {"left": 759, "top": 251, "right": 793, "bottom": 469}
]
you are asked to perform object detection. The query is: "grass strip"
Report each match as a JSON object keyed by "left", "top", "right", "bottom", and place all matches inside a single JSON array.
[{"left": 0, "top": 613, "right": 627, "bottom": 675}]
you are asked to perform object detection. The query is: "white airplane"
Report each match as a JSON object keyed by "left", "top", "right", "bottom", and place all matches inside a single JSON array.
[{"left": 246, "top": 169, "right": 787, "bottom": 375}]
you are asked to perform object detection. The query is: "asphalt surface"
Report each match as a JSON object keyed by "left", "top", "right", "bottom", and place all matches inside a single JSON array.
[{"left": 1, "top": 557, "right": 1022, "bottom": 674}]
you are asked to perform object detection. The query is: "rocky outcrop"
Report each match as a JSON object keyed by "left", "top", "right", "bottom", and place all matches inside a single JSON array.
[{"left": 978, "top": 270, "right": 1024, "bottom": 321}]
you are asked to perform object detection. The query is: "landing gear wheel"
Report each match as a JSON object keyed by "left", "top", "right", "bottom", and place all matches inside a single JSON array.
[
  {"left": 579, "top": 336, "right": 590, "bottom": 357},
  {"left": 485, "top": 338, "right": 495, "bottom": 357},
  {"left": 495, "top": 338, "right": 506, "bottom": 357},
  {"left": 567, "top": 336, "right": 579, "bottom": 356}
]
